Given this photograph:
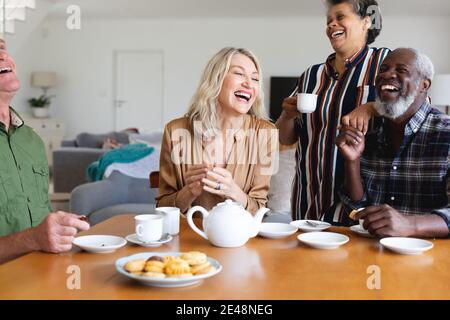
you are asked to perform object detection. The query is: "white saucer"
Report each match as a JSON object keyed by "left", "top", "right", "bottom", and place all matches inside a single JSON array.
[
  {"left": 380, "top": 237, "right": 434, "bottom": 255},
  {"left": 73, "top": 235, "right": 127, "bottom": 253},
  {"left": 350, "top": 225, "right": 373, "bottom": 238},
  {"left": 297, "top": 232, "right": 349, "bottom": 249},
  {"left": 290, "top": 220, "right": 331, "bottom": 232},
  {"left": 126, "top": 233, "right": 173, "bottom": 247},
  {"left": 258, "top": 223, "right": 298, "bottom": 239}
]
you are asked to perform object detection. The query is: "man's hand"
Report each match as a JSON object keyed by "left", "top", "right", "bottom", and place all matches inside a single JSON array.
[
  {"left": 341, "top": 102, "right": 377, "bottom": 135},
  {"left": 336, "top": 125, "right": 365, "bottom": 161},
  {"left": 356, "top": 205, "right": 416, "bottom": 238},
  {"left": 32, "top": 212, "right": 90, "bottom": 253}
]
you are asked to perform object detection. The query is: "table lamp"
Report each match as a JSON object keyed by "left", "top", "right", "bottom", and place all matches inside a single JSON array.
[{"left": 31, "top": 71, "right": 57, "bottom": 95}]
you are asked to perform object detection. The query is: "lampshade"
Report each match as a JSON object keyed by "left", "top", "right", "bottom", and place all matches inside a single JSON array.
[
  {"left": 31, "top": 71, "right": 57, "bottom": 88},
  {"left": 429, "top": 74, "right": 450, "bottom": 106}
]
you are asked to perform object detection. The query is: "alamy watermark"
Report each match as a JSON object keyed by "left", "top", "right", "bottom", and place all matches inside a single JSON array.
[
  {"left": 169, "top": 121, "right": 279, "bottom": 176},
  {"left": 66, "top": 265, "right": 81, "bottom": 290},
  {"left": 366, "top": 265, "right": 381, "bottom": 290},
  {"left": 66, "top": 5, "right": 81, "bottom": 30}
]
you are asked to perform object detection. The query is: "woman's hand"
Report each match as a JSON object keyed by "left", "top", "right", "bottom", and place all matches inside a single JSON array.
[
  {"left": 341, "top": 102, "right": 377, "bottom": 135},
  {"left": 183, "top": 164, "right": 209, "bottom": 198},
  {"left": 336, "top": 125, "right": 365, "bottom": 161},
  {"left": 202, "top": 167, "right": 248, "bottom": 207},
  {"left": 280, "top": 96, "right": 300, "bottom": 120}
]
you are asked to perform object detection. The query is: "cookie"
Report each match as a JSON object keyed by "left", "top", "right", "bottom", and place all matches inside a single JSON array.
[
  {"left": 190, "top": 261, "right": 211, "bottom": 274},
  {"left": 141, "top": 271, "right": 166, "bottom": 278},
  {"left": 181, "top": 251, "right": 207, "bottom": 266},
  {"left": 349, "top": 208, "right": 365, "bottom": 220},
  {"left": 124, "top": 259, "right": 146, "bottom": 273},
  {"left": 194, "top": 265, "right": 216, "bottom": 275},
  {"left": 164, "top": 259, "right": 191, "bottom": 276},
  {"left": 163, "top": 256, "right": 179, "bottom": 264},
  {"left": 146, "top": 256, "right": 164, "bottom": 263},
  {"left": 166, "top": 273, "right": 193, "bottom": 278}
]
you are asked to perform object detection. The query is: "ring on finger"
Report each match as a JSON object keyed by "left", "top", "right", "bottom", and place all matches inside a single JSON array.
[{"left": 215, "top": 182, "right": 221, "bottom": 190}]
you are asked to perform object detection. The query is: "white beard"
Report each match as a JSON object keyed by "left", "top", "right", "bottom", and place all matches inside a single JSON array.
[{"left": 375, "top": 90, "right": 417, "bottom": 120}]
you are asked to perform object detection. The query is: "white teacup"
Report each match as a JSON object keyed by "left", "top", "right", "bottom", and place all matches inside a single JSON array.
[
  {"left": 135, "top": 214, "right": 163, "bottom": 242},
  {"left": 297, "top": 93, "right": 318, "bottom": 113},
  {"left": 359, "top": 219, "right": 368, "bottom": 231},
  {"left": 155, "top": 207, "right": 180, "bottom": 236}
]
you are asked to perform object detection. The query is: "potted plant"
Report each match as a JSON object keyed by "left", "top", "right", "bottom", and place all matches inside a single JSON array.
[{"left": 28, "top": 94, "right": 53, "bottom": 118}]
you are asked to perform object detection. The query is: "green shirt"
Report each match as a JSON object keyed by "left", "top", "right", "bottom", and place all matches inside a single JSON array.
[{"left": 0, "top": 108, "right": 52, "bottom": 237}]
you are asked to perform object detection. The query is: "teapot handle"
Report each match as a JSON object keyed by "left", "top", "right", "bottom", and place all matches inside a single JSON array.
[{"left": 186, "top": 206, "right": 209, "bottom": 240}]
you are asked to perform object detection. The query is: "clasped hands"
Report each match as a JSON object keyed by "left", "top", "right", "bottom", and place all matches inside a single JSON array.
[{"left": 184, "top": 164, "right": 247, "bottom": 207}]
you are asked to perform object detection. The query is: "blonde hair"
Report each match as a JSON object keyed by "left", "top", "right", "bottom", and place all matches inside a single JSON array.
[{"left": 186, "top": 47, "right": 267, "bottom": 136}]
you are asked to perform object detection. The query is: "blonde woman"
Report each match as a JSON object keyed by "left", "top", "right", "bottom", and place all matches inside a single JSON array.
[{"left": 156, "top": 47, "right": 278, "bottom": 214}]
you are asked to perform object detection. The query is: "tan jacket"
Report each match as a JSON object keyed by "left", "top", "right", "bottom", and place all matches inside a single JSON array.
[{"left": 156, "top": 115, "right": 279, "bottom": 213}]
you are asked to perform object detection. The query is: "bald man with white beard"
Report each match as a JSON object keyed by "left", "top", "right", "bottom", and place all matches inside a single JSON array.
[{"left": 336, "top": 48, "right": 449, "bottom": 238}]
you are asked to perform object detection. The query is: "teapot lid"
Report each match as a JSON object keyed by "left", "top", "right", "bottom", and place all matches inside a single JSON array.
[{"left": 213, "top": 199, "right": 244, "bottom": 210}]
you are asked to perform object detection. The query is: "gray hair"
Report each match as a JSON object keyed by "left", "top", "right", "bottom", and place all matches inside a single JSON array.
[{"left": 406, "top": 48, "right": 435, "bottom": 82}]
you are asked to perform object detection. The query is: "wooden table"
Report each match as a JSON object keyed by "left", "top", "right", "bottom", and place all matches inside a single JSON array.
[{"left": 0, "top": 215, "right": 448, "bottom": 300}]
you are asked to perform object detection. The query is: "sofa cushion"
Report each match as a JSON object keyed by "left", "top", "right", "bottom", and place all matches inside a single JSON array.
[
  {"left": 128, "top": 131, "right": 163, "bottom": 147},
  {"left": 76, "top": 131, "right": 130, "bottom": 148}
]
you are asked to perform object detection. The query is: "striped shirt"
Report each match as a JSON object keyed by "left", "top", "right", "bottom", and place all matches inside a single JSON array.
[
  {"left": 292, "top": 46, "right": 391, "bottom": 225},
  {"left": 340, "top": 103, "right": 450, "bottom": 230}
]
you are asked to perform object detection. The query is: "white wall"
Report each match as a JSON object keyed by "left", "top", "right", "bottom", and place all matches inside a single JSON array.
[{"left": 11, "top": 15, "right": 450, "bottom": 138}]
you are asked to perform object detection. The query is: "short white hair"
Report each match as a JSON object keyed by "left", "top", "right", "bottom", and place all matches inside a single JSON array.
[{"left": 405, "top": 48, "right": 435, "bottom": 82}]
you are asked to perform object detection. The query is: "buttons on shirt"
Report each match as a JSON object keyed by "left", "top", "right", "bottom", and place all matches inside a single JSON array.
[
  {"left": 393, "top": 166, "right": 397, "bottom": 170},
  {"left": 27, "top": 197, "right": 31, "bottom": 203},
  {"left": 390, "top": 196, "right": 395, "bottom": 201},
  {"left": 413, "top": 128, "right": 418, "bottom": 133}
]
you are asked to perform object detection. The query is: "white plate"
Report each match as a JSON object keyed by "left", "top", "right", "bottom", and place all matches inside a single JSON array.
[
  {"left": 116, "top": 252, "right": 222, "bottom": 287},
  {"left": 297, "top": 232, "right": 349, "bottom": 249},
  {"left": 126, "top": 233, "right": 173, "bottom": 247},
  {"left": 380, "top": 237, "right": 434, "bottom": 255},
  {"left": 350, "top": 225, "right": 373, "bottom": 238},
  {"left": 258, "top": 223, "right": 298, "bottom": 239},
  {"left": 73, "top": 235, "right": 127, "bottom": 253},
  {"left": 290, "top": 220, "right": 331, "bottom": 232}
]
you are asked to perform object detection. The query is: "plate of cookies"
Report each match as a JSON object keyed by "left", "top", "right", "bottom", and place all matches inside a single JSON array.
[{"left": 116, "top": 251, "right": 222, "bottom": 287}]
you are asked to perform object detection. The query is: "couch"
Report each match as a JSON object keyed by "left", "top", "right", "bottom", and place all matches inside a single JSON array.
[
  {"left": 70, "top": 171, "right": 158, "bottom": 225},
  {"left": 52, "top": 130, "right": 135, "bottom": 193}
]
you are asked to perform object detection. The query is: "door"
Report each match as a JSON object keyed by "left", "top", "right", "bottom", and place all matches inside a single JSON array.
[{"left": 114, "top": 51, "right": 163, "bottom": 132}]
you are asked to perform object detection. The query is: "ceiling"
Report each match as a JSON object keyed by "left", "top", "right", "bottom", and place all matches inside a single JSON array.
[{"left": 48, "top": 0, "right": 450, "bottom": 19}]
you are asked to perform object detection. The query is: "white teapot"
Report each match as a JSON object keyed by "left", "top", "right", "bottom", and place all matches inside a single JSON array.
[{"left": 186, "top": 199, "right": 270, "bottom": 248}]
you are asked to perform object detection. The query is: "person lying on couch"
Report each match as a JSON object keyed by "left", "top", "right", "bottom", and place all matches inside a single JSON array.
[
  {"left": 337, "top": 48, "right": 449, "bottom": 238},
  {"left": 0, "top": 39, "right": 89, "bottom": 264}
]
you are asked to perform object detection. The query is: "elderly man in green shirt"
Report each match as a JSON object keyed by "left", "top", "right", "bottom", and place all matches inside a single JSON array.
[{"left": 0, "top": 39, "right": 89, "bottom": 264}]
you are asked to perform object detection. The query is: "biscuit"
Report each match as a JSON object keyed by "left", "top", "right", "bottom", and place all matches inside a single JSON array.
[
  {"left": 124, "top": 259, "right": 146, "bottom": 273},
  {"left": 181, "top": 251, "right": 207, "bottom": 266},
  {"left": 164, "top": 259, "right": 191, "bottom": 275},
  {"left": 194, "top": 265, "right": 216, "bottom": 275},
  {"left": 349, "top": 208, "right": 365, "bottom": 220},
  {"left": 167, "top": 273, "right": 193, "bottom": 278},
  {"left": 163, "top": 256, "right": 179, "bottom": 264},
  {"left": 145, "top": 260, "right": 165, "bottom": 269},
  {"left": 146, "top": 256, "right": 164, "bottom": 263},
  {"left": 144, "top": 265, "right": 165, "bottom": 273},
  {"left": 190, "top": 261, "right": 211, "bottom": 274},
  {"left": 141, "top": 271, "right": 166, "bottom": 278}
]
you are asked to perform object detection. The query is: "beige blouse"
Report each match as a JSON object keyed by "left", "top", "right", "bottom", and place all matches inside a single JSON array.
[{"left": 156, "top": 114, "right": 279, "bottom": 213}]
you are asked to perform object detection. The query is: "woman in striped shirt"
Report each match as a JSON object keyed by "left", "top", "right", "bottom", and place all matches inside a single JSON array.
[{"left": 276, "top": 0, "right": 390, "bottom": 225}]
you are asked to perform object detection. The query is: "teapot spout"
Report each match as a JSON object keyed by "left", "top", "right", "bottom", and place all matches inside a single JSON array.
[{"left": 250, "top": 207, "right": 270, "bottom": 237}]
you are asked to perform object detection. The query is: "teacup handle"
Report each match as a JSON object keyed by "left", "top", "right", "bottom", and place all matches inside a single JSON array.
[
  {"left": 136, "top": 224, "right": 143, "bottom": 237},
  {"left": 186, "top": 206, "right": 209, "bottom": 240}
]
